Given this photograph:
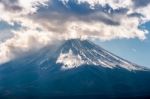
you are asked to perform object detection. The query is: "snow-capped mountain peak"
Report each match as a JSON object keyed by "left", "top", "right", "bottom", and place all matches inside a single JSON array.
[{"left": 55, "top": 39, "right": 145, "bottom": 71}]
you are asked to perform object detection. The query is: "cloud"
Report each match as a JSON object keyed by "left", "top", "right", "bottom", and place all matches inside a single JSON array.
[
  {"left": 0, "top": 0, "right": 22, "bottom": 12},
  {"left": 0, "top": 0, "right": 48, "bottom": 24},
  {"left": 133, "top": 0, "right": 150, "bottom": 8},
  {"left": 0, "top": 0, "right": 150, "bottom": 64},
  {"left": 0, "top": 29, "right": 56, "bottom": 64},
  {"left": 30, "top": 0, "right": 148, "bottom": 40}
]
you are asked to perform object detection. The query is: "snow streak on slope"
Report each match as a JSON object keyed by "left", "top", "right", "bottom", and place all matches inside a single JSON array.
[{"left": 55, "top": 39, "right": 145, "bottom": 71}]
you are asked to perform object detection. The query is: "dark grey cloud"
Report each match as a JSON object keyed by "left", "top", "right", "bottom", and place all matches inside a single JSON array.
[
  {"left": 128, "top": 12, "right": 144, "bottom": 18},
  {"left": 0, "top": 0, "right": 22, "bottom": 12},
  {"left": 32, "top": 0, "right": 129, "bottom": 28},
  {"left": 133, "top": 0, "right": 150, "bottom": 8}
]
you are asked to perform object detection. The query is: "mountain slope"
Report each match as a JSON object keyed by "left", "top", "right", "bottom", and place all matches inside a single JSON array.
[
  {"left": 53, "top": 39, "right": 146, "bottom": 70},
  {"left": 0, "top": 39, "right": 150, "bottom": 98}
]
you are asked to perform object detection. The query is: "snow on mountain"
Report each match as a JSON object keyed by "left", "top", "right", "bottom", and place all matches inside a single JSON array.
[
  {"left": 54, "top": 39, "right": 146, "bottom": 71},
  {"left": 56, "top": 49, "right": 84, "bottom": 69}
]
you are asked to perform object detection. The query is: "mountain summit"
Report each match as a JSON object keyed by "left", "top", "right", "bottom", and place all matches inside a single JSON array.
[{"left": 0, "top": 39, "right": 150, "bottom": 98}]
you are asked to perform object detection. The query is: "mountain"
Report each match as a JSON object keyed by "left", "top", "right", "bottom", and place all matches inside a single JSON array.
[
  {"left": 0, "top": 39, "right": 150, "bottom": 99},
  {"left": 55, "top": 39, "right": 146, "bottom": 70}
]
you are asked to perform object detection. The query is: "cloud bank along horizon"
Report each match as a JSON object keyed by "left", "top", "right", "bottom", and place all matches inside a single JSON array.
[{"left": 0, "top": 0, "right": 150, "bottom": 64}]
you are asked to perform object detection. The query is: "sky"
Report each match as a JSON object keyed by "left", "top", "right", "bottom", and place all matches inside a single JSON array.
[
  {"left": 94, "top": 21, "right": 150, "bottom": 67},
  {"left": 0, "top": 0, "right": 150, "bottom": 67}
]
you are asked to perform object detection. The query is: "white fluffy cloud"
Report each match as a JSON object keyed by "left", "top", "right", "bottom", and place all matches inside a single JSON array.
[
  {"left": 0, "top": 0, "right": 48, "bottom": 24},
  {"left": 68, "top": 0, "right": 133, "bottom": 8},
  {"left": 0, "top": 0, "right": 50, "bottom": 63},
  {"left": 0, "top": 0, "right": 150, "bottom": 64},
  {"left": 0, "top": 29, "right": 55, "bottom": 64}
]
